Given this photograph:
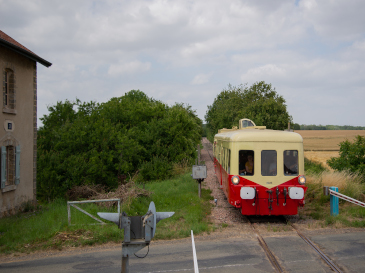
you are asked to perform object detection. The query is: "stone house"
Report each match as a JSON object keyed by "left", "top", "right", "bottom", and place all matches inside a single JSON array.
[{"left": 0, "top": 30, "right": 51, "bottom": 217}]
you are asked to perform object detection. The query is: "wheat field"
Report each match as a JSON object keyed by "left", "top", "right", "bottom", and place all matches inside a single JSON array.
[{"left": 295, "top": 130, "right": 365, "bottom": 168}]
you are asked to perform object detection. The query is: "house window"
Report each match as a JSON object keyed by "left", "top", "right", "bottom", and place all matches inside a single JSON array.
[
  {"left": 6, "top": 146, "right": 15, "bottom": 186},
  {"left": 1, "top": 145, "right": 20, "bottom": 189},
  {"left": 3, "top": 69, "right": 15, "bottom": 110}
]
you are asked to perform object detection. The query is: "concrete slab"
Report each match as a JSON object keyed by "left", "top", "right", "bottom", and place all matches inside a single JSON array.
[
  {"left": 263, "top": 235, "right": 332, "bottom": 273},
  {"left": 133, "top": 236, "right": 275, "bottom": 272},
  {"left": 3, "top": 231, "right": 365, "bottom": 273},
  {"left": 0, "top": 236, "right": 275, "bottom": 273},
  {"left": 309, "top": 231, "right": 365, "bottom": 273}
]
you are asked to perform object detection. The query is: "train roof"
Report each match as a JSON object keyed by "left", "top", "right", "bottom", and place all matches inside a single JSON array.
[{"left": 214, "top": 128, "right": 303, "bottom": 143}]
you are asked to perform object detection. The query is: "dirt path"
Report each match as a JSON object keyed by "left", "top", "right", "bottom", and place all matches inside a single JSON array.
[{"left": 200, "top": 138, "right": 248, "bottom": 226}]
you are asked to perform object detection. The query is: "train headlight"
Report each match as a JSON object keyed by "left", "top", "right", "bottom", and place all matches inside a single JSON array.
[
  {"left": 298, "top": 175, "right": 306, "bottom": 185},
  {"left": 231, "top": 176, "right": 240, "bottom": 185}
]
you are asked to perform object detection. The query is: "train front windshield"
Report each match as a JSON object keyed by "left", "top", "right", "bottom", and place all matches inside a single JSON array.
[
  {"left": 284, "top": 150, "right": 298, "bottom": 175},
  {"left": 239, "top": 149, "right": 299, "bottom": 176},
  {"left": 239, "top": 150, "right": 254, "bottom": 176}
]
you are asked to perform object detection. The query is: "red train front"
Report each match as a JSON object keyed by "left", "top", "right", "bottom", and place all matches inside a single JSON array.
[{"left": 213, "top": 119, "right": 307, "bottom": 216}]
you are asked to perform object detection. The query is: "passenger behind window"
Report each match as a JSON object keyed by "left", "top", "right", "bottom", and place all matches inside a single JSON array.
[
  {"left": 239, "top": 150, "right": 254, "bottom": 176},
  {"left": 284, "top": 150, "right": 298, "bottom": 175},
  {"left": 245, "top": 155, "right": 254, "bottom": 175}
]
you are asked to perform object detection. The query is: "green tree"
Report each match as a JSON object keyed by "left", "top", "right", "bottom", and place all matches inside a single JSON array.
[
  {"left": 205, "top": 81, "right": 291, "bottom": 139},
  {"left": 37, "top": 91, "right": 202, "bottom": 201},
  {"left": 327, "top": 136, "right": 365, "bottom": 176},
  {"left": 205, "top": 84, "right": 246, "bottom": 135},
  {"left": 293, "top": 123, "right": 301, "bottom": 130}
]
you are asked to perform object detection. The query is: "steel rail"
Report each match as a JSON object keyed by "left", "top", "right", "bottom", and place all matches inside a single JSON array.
[
  {"left": 290, "top": 223, "right": 342, "bottom": 273},
  {"left": 247, "top": 217, "right": 285, "bottom": 273}
]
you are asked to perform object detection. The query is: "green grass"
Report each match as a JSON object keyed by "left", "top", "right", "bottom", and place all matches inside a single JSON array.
[
  {"left": 0, "top": 172, "right": 212, "bottom": 254},
  {"left": 0, "top": 199, "right": 122, "bottom": 254},
  {"left": 301, "top": 158, "right": 365, "bottom": 228},
  {"left": 121, "top": 172, "right": 213, "bottom": 239},
  {"left": 305, "top": 157, "right": 326, "bottom": 175}
]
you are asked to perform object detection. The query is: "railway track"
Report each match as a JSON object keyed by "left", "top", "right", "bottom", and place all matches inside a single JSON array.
[
  {"left": 202, "top": 138, "right": 214, "bottom": 162},
  {"left": 246, "top": 216, "right": 285, "bottom": 273},
  {"left": 289, "top": 223, "right": 343, "bottom": 273},
  {"left": 246, "top": 216, "right": 343, "bottom": 273}
]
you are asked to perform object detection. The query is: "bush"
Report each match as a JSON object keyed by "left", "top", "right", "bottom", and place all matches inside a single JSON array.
[
  {"left": 37, "top": 91, "right": 202, "bottom": 201},
  {"left": 327, "top": 135, "right": 365, "bottom": 176},
  {"left": 305, "top": 157, "right": 326, "bottom": 175},
  {"left": 139, "top": 156, "right": 172, "bottom": 181}
]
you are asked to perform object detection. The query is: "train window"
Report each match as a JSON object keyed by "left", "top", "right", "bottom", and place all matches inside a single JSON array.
[
  {"left": 242, "top": 120, "right": 254, "bottom": 128},
  {"left": 222, "top": 148, "right": 227, "bottom": 171},
  {"left": 284, "top": 150, "right": 298, "bottom": 175},
  {"left": 239, "top": 150, "right": 254, "bottom": 176},
  {"left": 228, "top": 149, "right": 231, "bottom": 174},
  {"left": 261, "top": 150, "right": 277, "bottom": 176}
]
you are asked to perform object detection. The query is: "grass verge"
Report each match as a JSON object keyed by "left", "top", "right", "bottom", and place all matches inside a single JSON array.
[
  {"left": 0, "top": 172, "right": 213, "bottom": 254},
  {"left": 301, "top": 158, "right": 365, "bottom": 228}
]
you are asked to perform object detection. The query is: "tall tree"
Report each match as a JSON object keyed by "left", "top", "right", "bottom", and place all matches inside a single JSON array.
[
  {"left": 205, "top": 84, "right": 246, "bottom": 135},
  {"left": 205, "top": 81, "right": 292, "bottom": 137}
]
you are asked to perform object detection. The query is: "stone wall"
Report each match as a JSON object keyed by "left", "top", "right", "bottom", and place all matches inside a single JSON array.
[{"left": 0, "top": 44, "right": 37, "bottom": 217}]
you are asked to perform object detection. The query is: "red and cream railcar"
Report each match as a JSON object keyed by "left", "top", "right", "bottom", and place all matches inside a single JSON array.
[{"left": 213, "top": 119, "right": 307, "bottom": 215}]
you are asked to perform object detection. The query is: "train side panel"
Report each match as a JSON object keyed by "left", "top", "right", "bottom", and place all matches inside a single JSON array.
[{"left": 214, "top": 128, "right": 307, "bottom": 216}]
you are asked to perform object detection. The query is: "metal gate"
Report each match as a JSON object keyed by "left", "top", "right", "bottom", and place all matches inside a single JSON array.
[{"left": 67, "top": 198, "right": 121, "bottom": 225}]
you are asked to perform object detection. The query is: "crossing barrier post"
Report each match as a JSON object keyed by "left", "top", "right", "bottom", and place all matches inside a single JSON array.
[{"left": 330, "top": 186, "right": 339, "bottom": 216}]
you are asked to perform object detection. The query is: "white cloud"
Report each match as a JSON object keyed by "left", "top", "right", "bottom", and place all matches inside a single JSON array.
[
  {"left": 1, "top": 0, "right": 365, "bottom": 126},
  {"left": 108, "top": 61, "right": 151, "bottom": 76},
  {"left": 241, "top": 64, "right": 286, "bottom": 82},
  {"left": 299, "top": 0, "right": 365, "bottom": 42},
  {"left": 191, "top": 73, "right": 212, "bottom": 85}
]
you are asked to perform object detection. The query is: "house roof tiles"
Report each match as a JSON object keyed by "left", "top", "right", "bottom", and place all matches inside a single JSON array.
[{"left": 0, "top": 30, "right": 52, "bottom": 67}]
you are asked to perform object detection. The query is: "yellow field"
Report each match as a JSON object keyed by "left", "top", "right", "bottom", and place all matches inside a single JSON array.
[
  {"left": 295, "top": 130, "right": 365, "bottom": 168},
  {"left": 296, "top": 130, "right": 365, "bottom": 151}
]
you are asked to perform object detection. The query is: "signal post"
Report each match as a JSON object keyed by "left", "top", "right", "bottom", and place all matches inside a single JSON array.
[{"left": 98, "top": 202, "right": 174, "bottom": 273}]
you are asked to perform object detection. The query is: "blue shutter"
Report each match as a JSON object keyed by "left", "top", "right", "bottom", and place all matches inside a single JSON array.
[
  {"left": 15, "top": 145, "right": 20, "bottom": 185},
  {"left": 1, "top": 146, "right": 6, "bottom": 188}
]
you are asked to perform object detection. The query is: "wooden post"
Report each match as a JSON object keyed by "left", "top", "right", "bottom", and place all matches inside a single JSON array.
[
  {"left": 197, "top": 144, "right": 201, "bottom": 165},
  {"left": 198, "top": 179, "right": 202, "bottom": 198}
]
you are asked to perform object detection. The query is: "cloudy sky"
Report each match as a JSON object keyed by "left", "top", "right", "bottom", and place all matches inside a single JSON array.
[{"left": 1, "top": 0, "right": 365, "bottom": 126}]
